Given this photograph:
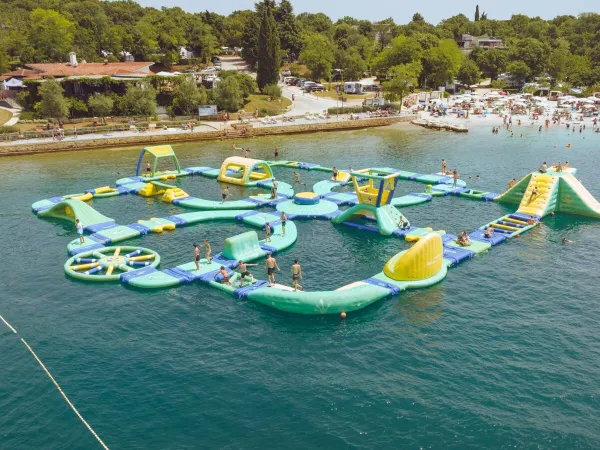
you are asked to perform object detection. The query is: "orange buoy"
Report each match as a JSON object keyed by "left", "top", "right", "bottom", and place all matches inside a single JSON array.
[{"left": 340, "top": 312, "right": 347, "bottom": 319}]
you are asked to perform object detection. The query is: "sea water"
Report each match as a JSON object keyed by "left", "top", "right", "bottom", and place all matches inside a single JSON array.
[{"left": 1, "top": 123, "right": 599, "bottom": 448}]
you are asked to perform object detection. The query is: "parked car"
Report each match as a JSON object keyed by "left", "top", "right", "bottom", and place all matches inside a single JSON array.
[
  {"left": 284, "top": 77, "right": 298, "bottom": 85},
  {"left": 305, "top": 83, "right": 325, "bottom": 92},
  {"left": 363, "top": 84, "right": 382, "bottom": 92}
]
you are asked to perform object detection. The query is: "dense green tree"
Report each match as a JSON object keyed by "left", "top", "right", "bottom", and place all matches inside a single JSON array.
[
  {"left": 218, "top": 71, "right": 258, "bottom": 98},
  {"left": 457, "top": 59, "right": 481, "bottom": 85},
  {"left": 383, "top": 62, "right": 421, "bottom": 107},
  {"left": 421, "top": 39, "right": 463, "bottom": 87},
  {"left": 171, "top": 78, "right": 208, "bottom": 115},
  {"left": 372, "top": 35, "right": 423, "bottom": 76},
  {"left": 37, "top": 79, "right": 69, "bottom": 120},
  {"left": 67, "top": 97, "right": 88, "bottom": 118},
  {"left": 508, "top": 38, "right": 550, "bottom": 79},
  {"left": 296, "top": 12, "right": 333, "bottom": 34},
  {"left": 29, "top": 9, "right": 75, "bottom": 61},
  {"left": 373, "top": 19, "right": 397, "bottom": 51},
  {"left": 472, "top": 48, "right": 507, "bottom": 80},
  {"left": 506, "top": 61, "right": 531, "bottom": 83},
  {"left": 299, "top": 32, "right": 335, "bottom": 80},
  {"left": 275, "top": 0, "right": 302, "bottom": 59},
  {"left": 241, "top": 13, "right": 260, "bottom": 66},
  {"left": 547, "top": 40, "right": 571, "bottom": 83},
  {"left": 214, "top": 76, "right": 244, "bottom": 112},
  {"left": 263, "top": 83, "right": 282, "bottom": 98},
  {"left": 87, "top": 93, "right": 114, "bottom": 123},
  {"left": 475, "top": 5, "right": 480, "bottom": 22},
  {"left": 335, "top": 48, "right": 367, "bottom": 81},
  {"left": 256, "top": 0, "right": 280, "bottom": 90},
  {"left": 122, "top": 84, "right": 157, "bottom": 117}
]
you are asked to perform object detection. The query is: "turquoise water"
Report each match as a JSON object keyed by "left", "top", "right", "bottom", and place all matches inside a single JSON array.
[{"left": 1, "top": 123, "right": 600, "bottom": 448}]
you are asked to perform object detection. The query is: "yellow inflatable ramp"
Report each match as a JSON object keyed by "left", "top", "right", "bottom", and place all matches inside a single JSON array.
[
  {"left": 384, "top": 233, "right": 444, "bottom": 281},
  {"left": 517, "top": 173, "right": 559, "bottom": 217}
]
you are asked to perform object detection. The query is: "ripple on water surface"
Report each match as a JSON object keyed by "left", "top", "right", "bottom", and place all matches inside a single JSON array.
[{"left": 1, "top": 124, "right": 600, "bottom": 448}]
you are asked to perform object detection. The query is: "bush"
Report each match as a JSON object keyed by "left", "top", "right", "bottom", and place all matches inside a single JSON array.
[
  {"left": 0, "top": 126, "right": 18, "bottom": 134},
  {"left": 263, "top": 84, "right": 282, "bottom": 98},
  {"left": 18, "top": 111, "right": 38, "bottom": 121},
  {"left": 327, "top": 106, "right": 377, "bottom": 114}
]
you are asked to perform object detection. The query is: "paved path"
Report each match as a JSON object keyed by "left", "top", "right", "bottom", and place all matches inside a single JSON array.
[{"left": 0, "top": 107, "right": 20, "bottom": 126}]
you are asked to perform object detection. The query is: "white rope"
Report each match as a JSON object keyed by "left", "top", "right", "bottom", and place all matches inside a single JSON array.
[{"left": 0, "top": 315, "right": 109, "bottom": 449}]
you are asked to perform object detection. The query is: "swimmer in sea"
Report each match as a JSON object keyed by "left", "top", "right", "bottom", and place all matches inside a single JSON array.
[
  {"left": 562, "top": 237, "right": 574, "bottom": 244},
  {"left": 221, "top": 185, "right": 230, "bottom": 203}
]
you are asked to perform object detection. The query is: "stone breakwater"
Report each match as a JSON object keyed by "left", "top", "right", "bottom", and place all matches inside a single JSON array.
[
  {"left": 0, "top": 116, "right": 415, "bottom": 156},
  {"left": 411, "top": 118, "right": 468, "bottom": 133}
]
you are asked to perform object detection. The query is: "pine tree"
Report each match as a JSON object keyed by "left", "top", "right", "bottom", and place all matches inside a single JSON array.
[
  {"left": 257, "top": 0, "right": 281, "bottom": 90},
  {"left": 475, "top": 5, "right": 480, "bottom": 22}
]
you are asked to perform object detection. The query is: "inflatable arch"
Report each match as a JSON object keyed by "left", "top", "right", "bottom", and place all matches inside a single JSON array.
[
  {"left": 135, "top": 145, "right": 182, "bottom": 177},
  {"left": 217, "top": 157, "right": 274, "bottom": 186}
]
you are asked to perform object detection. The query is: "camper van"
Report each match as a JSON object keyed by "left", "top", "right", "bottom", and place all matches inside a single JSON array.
[{"left": 344, "top": 82, "right": 363, "bottom": 94}]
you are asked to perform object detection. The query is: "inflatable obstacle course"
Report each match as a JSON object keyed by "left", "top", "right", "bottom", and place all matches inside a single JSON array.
[{"left": 33, "top": 146, "right": 600, "bottom": 315}]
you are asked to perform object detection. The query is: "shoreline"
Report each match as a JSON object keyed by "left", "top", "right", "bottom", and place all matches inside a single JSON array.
[{"left": 0, "top": 116, "right": 414, "bottom": 157}]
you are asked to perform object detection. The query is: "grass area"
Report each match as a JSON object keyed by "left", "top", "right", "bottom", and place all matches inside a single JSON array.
[
  {"left": 312, "top": 89, "right": 377, "bottom": 100},
  {"left": 241, "top": 94, "right": 292, "bottom": 114},
  {"left": 0, "top": 109, "right": 13, "bottom": 126}
]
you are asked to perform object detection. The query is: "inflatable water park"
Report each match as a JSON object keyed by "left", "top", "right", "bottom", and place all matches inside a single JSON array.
[{"left": 32, "top": 145, "right": 600, "bottom": 315}]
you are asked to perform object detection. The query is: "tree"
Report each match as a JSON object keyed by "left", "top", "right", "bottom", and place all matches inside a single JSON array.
[
  {"left": 296, "top": 13, "right": 333, "bottom": 34},
  {"left": 67, "top": 98, "right": 88, "bottom": 118},
  {"left": 122, "top": 84, "right": 157, "bottom": 117},
  {"left": 372, "top": 35, "right": 423, "bottom": 76},
  {"left": 29, "top": 9, "right": 75, "bottom": 61},
  {"left": 214, "top": 77, "right": 244, "bottom": 112},
  {"left": 383, "top": 62, "right": 421, "bottom": 108},
  {"left": 421, "top": 39, "right": 463, "bottom": 87},
  {"left": 299, "top": 33, "right": 335, "bottom": 80},
  {"left": 275, "top": 0, "right": 302, "bottom": 59},
  {"left": 506, "top": 61, "right": 531, "bottom": 83},
  {"left": 88, "top": 94, "right": 114, "bottom": 123},
  {"left": 263, "top": 83, "right": 282, "bottom": 98},
  {"left": 257, "top": 1, "right": 281, "bottom": 90},
  {"left": 508, "top": 38, "right": 550, "bottom": 79},
  {"left": 473, "top": 48, "right": 507, "bottom": 80},
  {"left": 547, "top": 40, "right": 570, "bottom": 83},
  {"left": 335, "top": 48, "right": 367, "bottom": 81},
  {"left": 475, "top": 5, "right": 480, "bottom": 22},
  {"left": 172, "top": 78, "right": 208, "bottom": 115},
  {"left": 38, "top": 79, "right": 69, "bottom": 121},
  {"left": 241, "top": 13, "right": 260, "bottom": 66},
  {"left": 217, "top": 72, "right": 258, "bottom": 98},
  {"left": 457, "top": 59, "right": 481, "bottom": 85}
]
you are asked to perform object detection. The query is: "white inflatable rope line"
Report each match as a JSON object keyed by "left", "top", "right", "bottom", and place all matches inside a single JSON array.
[{"left": 0, "top": 314, "right": 109, "bottom": 450}]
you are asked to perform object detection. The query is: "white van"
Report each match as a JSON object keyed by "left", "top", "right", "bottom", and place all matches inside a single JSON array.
[{"left": 344, "top": 82, "right": 363, "bottom": 94}]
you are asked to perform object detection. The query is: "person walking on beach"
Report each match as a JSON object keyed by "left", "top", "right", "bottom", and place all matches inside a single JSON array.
[
  {"left": 194, "top": 243, "right": 200, "bottom": 271},
  {"left": 452, "top": 169, "right": 458, "bottom": 188},
  {"left": 76, "top": 219, "right": 84, "bottom": 244},
  {"left": 265, "top": 253, "right": 280, "bottom": 287},
  {"left": 265, "top": 222, "right": 272, "bottom": 242},
  {"left": 291, "top": 259, "right": 303, "bottom": 291},
  {"left": 222, "top": 185, "right": 230, "bottom": 203},
  {"left": 442, "top": 159, "right": 447, "bottom": 175},
  {"left": 203, "top": 239, "right": 212, "bottom": 264},
  {"left": 280, "top": 211, "right": 287, "bottom": 236},
  {"left": 236, "top": 260, "right": 257, "bottom": 287}
]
